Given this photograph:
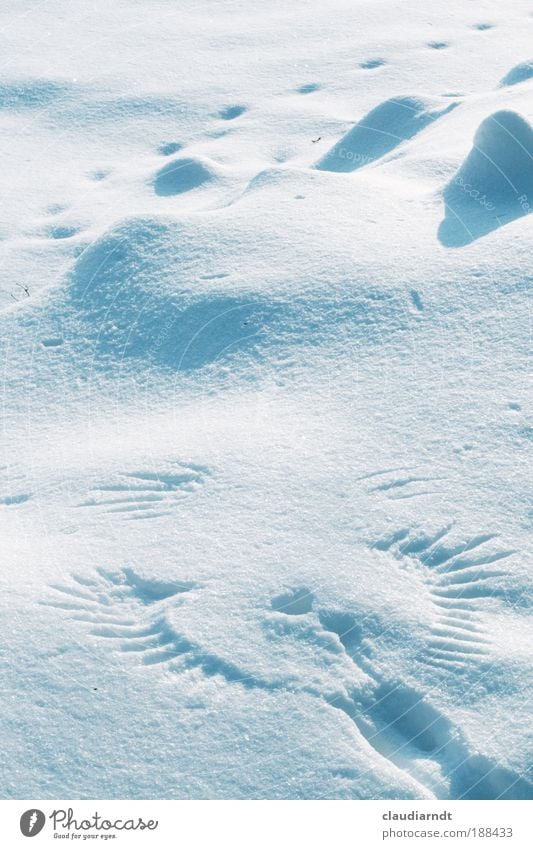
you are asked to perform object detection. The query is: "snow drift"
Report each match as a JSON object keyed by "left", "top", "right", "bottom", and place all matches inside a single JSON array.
[
  {"left": 315, "top": 95, "right": 457, "bottom": 172},
  {"left": 439, "top": 110, "right": 533, "bottom": 246}
]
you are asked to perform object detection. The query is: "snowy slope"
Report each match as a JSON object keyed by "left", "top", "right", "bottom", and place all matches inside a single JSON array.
[{"left": 0, "top": 0, "right": 531, "bottom": 800}]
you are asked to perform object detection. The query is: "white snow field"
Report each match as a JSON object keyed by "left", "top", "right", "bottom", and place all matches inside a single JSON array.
[{"left": 0, "top": 0, "right": 531, "bottom": 800}]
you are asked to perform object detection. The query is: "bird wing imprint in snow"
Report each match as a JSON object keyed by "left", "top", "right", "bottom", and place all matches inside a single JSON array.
[
  {"left": 267, "top": 525, "right": 531, "bottom": 800},
  {"left": 77, "top": 463, "right": 210, "bottom": 521},
  {"left": 43, "top": 568, "right": 268, "bottom": 687},
  {"left": 372, "top": 525, "right": 517, "bottom": 672},
  {"left": 42, "top": 523, "right": 531, "bottom": 800}
]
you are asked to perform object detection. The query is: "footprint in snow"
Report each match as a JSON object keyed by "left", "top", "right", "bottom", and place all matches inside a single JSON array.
[{"left": 218, "top": 104, "right": 247, "bottom": 120}]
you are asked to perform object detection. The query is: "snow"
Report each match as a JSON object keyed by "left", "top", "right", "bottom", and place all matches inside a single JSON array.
[{"left": 0, "top": 0, "right": 531, "bottom": 800}]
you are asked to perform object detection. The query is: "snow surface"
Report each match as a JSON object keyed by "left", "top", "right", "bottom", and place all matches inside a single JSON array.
[{"left": 0, "top": 0, "right": 532, "bottom": 800}]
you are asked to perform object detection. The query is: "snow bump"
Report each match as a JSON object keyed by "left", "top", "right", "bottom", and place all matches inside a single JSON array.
[
  {"left": 439, "top": 110, "right": 533, "bottom": 246},
  {"left": 153, "top": 156, "right": 216, "bottom": 196},
  {"left": 315, "top": 95, "right": 457, "bottom": 173}
]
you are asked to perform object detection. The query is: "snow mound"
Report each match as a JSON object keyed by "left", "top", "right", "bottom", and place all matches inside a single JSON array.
[
  {"left": 68, "top": 218, "right": 274, "bottom": 371},
  {"left": 439, "top": 110, "right": 533, "bottom": 246},
  {"left": 500, "top": 61, "right": 533, "bottom": 87},
  {"left": 153, "top": 156, "right": 216, "bottom": 196},
  {"left": 242, "top": 167, "right": 293, "bottom": 196},
  {"left": 315, "top": 95, "right": 457, "bottom": 173}
]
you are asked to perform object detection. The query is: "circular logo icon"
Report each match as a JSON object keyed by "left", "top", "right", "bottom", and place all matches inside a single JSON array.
[{"left": 20, "top": 810, "right": 46, "bottom": 837}]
